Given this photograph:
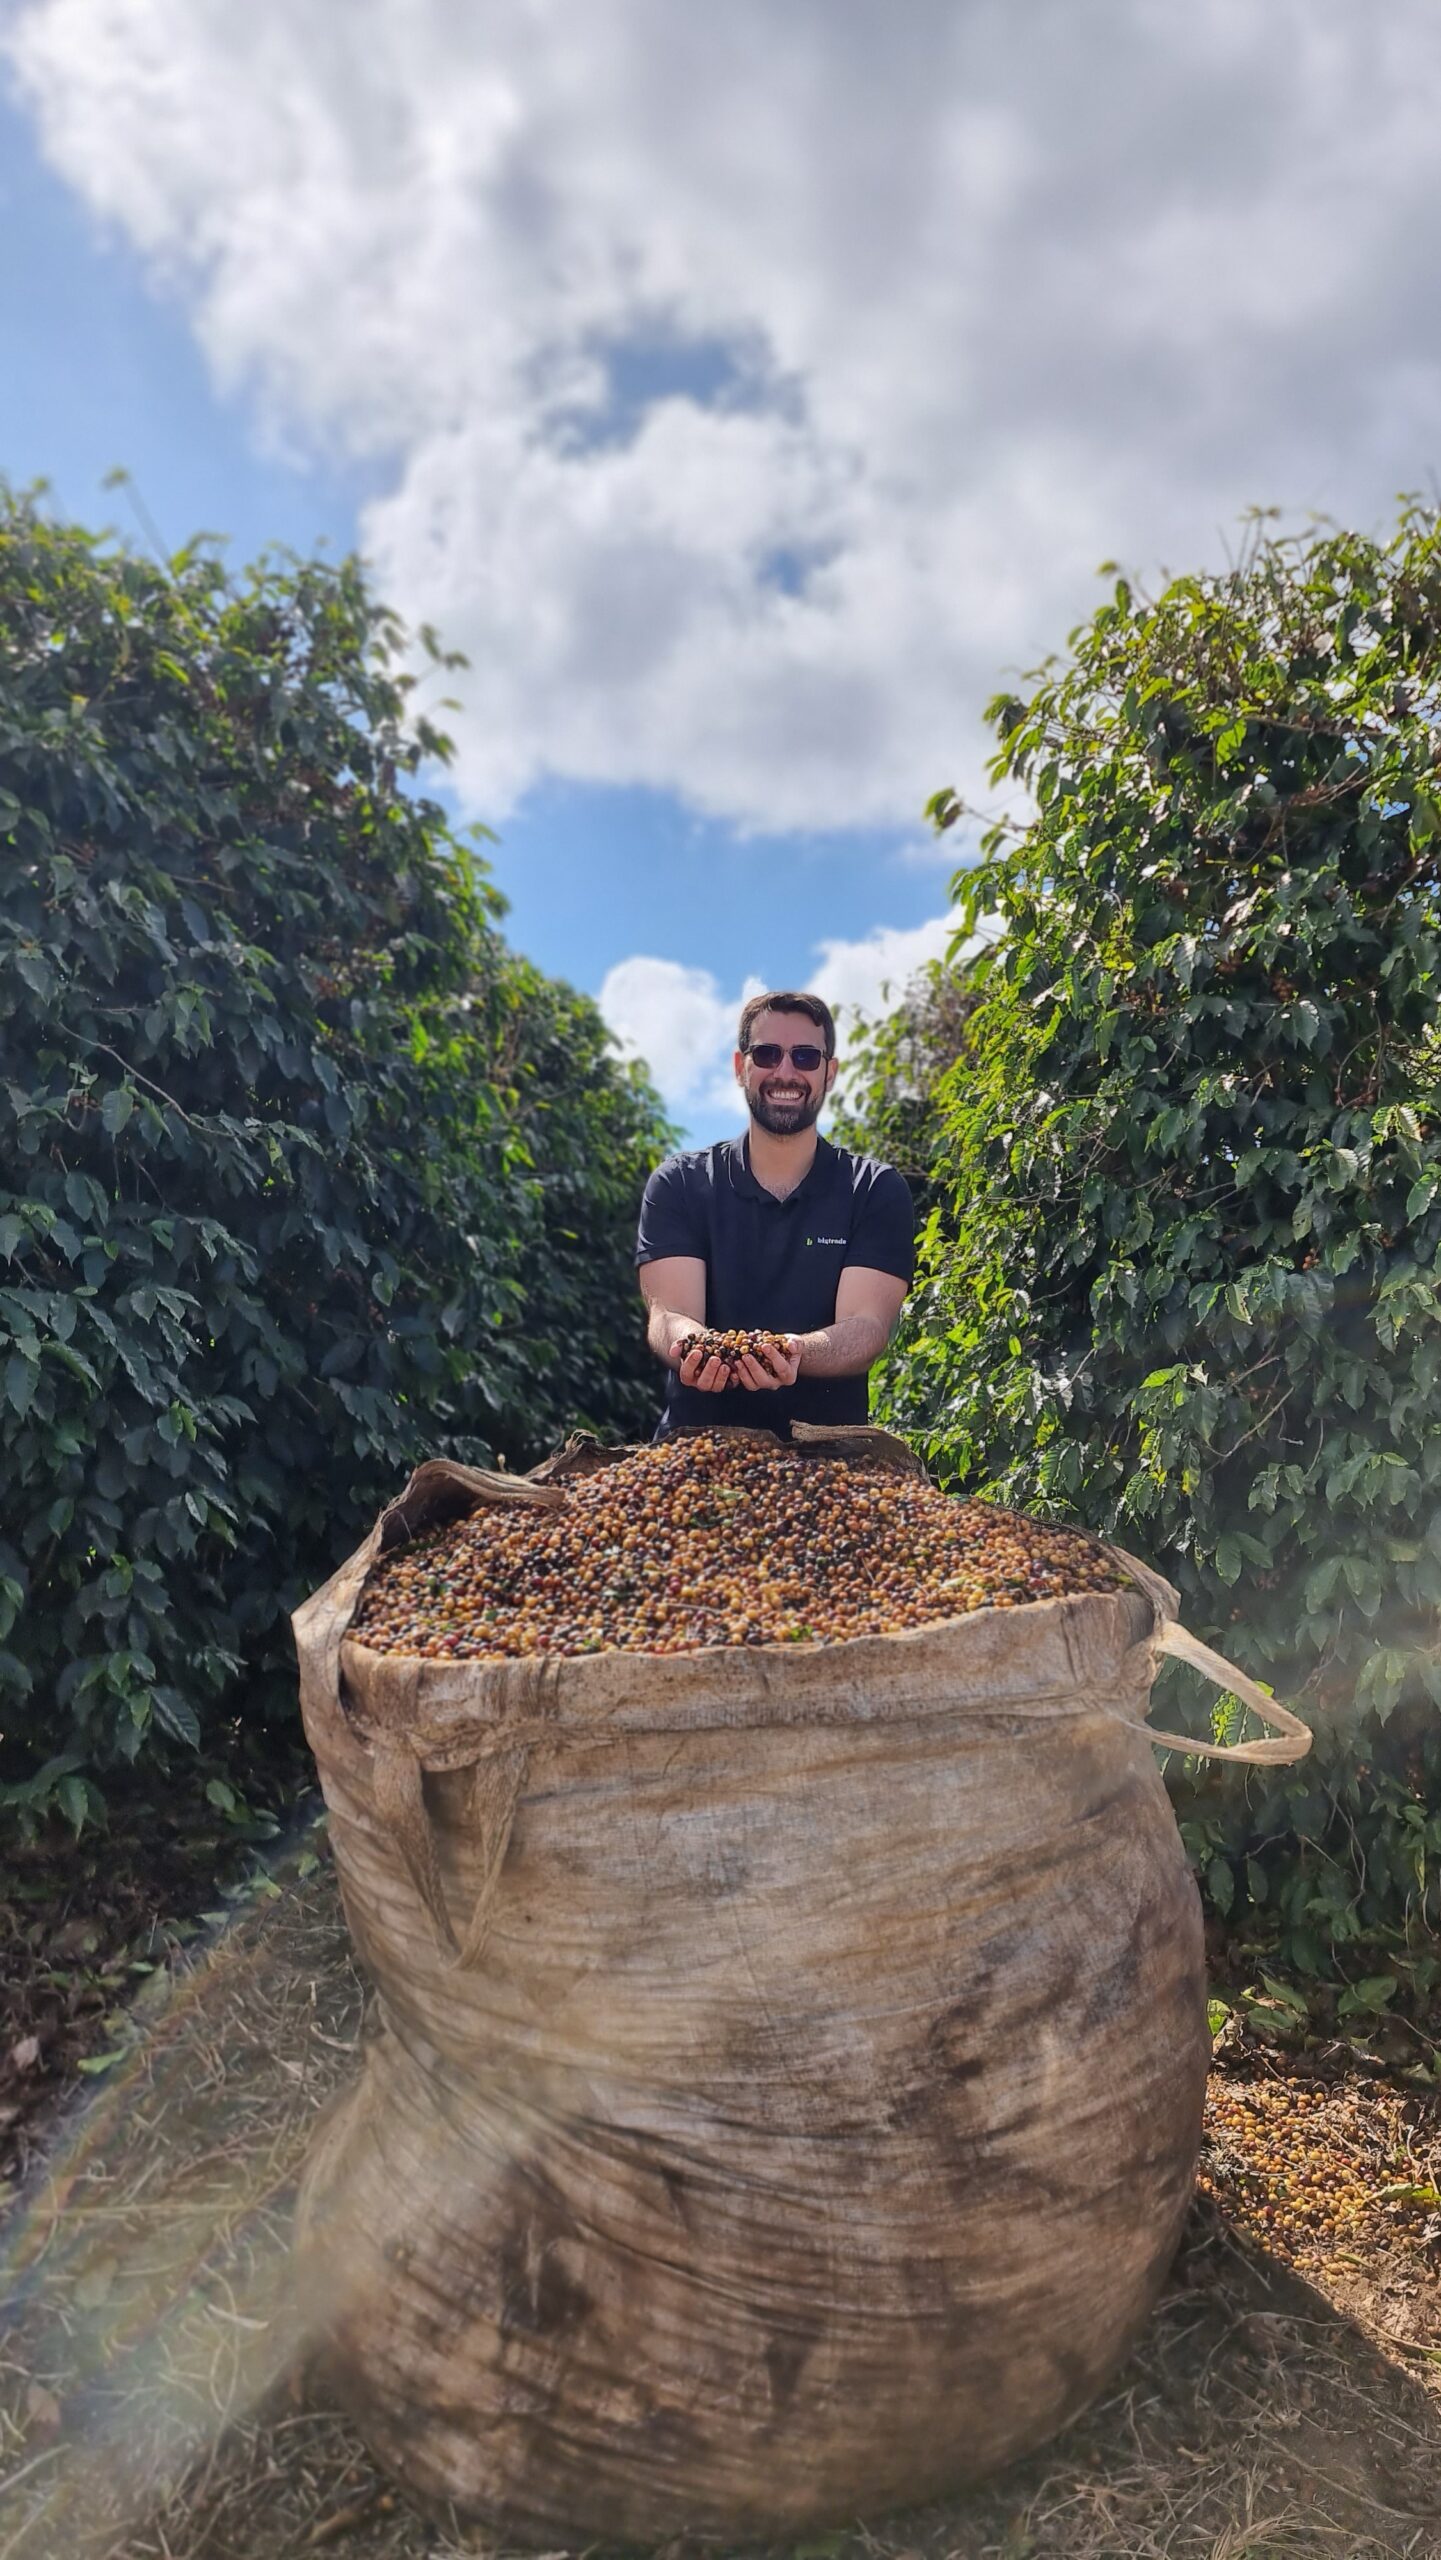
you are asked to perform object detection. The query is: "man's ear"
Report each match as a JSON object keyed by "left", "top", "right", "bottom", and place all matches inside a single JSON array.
[
  {"left": 825, "top": 1056, "right": 839, "bottom": 1096},
  {"left": 733, "top": 1047, "right": 746, "bottom": 1084}
]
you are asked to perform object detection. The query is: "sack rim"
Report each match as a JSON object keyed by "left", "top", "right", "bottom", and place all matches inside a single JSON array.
[{"left": 292, "top": 1452, "right": 1179, "bottom": 1770}]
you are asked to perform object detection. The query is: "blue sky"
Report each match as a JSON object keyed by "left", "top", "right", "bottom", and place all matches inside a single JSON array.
[
  {"left": 6, "top": 1, "right": 1441, "bottom": 1135},
  {"left": 0, "top": 75, "right": 955, "bottom": 1137},
  {"left": 492, "top": 786, "right": 946, "bottom": 1026},
  {"left": 0, "top": 93, "right": 366, "bottom": 566}
]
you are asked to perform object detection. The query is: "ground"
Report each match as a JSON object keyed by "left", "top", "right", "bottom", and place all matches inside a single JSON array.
[
  {"left": 0, "top": 1835, "right": 1438, "bottom": 2560},
  {"left": 0, "top": 1747, "right": 314, "bottom": 2190}
]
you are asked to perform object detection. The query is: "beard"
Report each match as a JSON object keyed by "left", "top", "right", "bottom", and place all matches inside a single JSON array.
[{"left": 747, "top": 1080, "right": 825, "bottom": 1136}]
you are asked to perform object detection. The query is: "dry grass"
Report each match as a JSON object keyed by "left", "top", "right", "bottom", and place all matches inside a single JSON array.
[{"left": 1, "top": 1840, "right": 1438, "bottom": 2560}]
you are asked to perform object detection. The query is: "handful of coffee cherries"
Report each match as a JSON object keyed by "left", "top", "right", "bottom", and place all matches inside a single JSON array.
[{"left": 677, "top": 1327, "right": 792, "bottom": 1381}]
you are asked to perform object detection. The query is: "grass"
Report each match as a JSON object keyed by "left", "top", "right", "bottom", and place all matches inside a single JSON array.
[{"left": 0, "top": 1847, "right": 1437, "bottom": 2559}]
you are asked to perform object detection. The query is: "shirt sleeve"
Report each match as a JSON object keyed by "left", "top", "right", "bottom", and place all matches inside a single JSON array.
[
  {"left": 842, "top": 1164, "right": 916, "bottom": 1286},
  {"left": 635, "top": 1157, "right": 705, "bottom": 1268}
]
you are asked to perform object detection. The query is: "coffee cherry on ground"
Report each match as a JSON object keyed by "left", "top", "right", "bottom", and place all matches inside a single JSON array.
[
  {"left": 349, "top": 1429, "right": 1129, "bottom": 1664},
  {"left": 1200, "top": 2073, "right": 1439, "bottom": 2271},
  {"left": 677, "top": 1327, "right": 790, "bottom": 1380}
]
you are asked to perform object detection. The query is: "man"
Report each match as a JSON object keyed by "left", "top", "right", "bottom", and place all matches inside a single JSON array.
[{"left": 636, "top": 990, "right": 915, "bottom": 1437}]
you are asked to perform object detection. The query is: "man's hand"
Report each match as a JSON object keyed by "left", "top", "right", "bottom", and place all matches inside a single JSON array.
[
  {"left": 735, "top": 1334, "right": 802, "bottom": 1391},
  {"left": 674, "top": 1325, "right": 796, "bottom": 1392},
  {"left": 677, "top": 1340, "right": 734, "bottom": 1394}
]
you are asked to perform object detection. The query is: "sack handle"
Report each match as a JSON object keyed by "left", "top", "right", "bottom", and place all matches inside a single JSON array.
[
  {"left": 1135, "top": 1619, "right": 1313, "bottom": 1765},
  {"left": 371, "top": 1739, "right": 530, "bottom": 1969}
]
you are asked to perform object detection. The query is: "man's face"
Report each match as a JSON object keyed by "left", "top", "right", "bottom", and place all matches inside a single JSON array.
[{"left": 735, "top": 1009, "right": 837, "bottom": 1136}]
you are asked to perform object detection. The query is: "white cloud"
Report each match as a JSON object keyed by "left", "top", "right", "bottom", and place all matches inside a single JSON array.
[
  {"left": 8, "top": 0, "right": 1441, "bottom": 833},
  {"left": 810, "top": 914, "right": 962, "bottom": 1026},
  {"left": 598, "top": 914, "right": 990, "bottom": 1127},
  {"left": 599, "top": 954, "right": 762, "bottom": 1118}
]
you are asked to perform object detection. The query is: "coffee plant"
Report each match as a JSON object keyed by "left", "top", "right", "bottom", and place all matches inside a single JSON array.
[
  {"left": 871, "top": 505, "right": 1441, "bottom": 1981},
  {"left": 0, "top": 490, "right": 670, "bottom": 1815}
]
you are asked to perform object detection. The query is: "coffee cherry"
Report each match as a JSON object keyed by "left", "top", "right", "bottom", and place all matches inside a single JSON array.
[
  {"left": 678, "top": 1327, "right": 790, "bottom": 1378},
  {"left": 350, "top": 1431, "right": 1129, "bottom": 1664},
  {"left": 1198, "top": 2075, "right": 1431, "bottom": 2270}
]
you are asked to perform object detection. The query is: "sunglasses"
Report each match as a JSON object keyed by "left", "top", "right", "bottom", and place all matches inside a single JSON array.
[{"left": 745, "top": 1042, "right": 828, "bottom": 1071}]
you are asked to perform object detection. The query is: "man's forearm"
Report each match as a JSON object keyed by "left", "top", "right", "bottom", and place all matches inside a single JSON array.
[
  {"left": 646, "top": 1303, "right": 697, "bottom": 1369},
  {"left": 791, "top": 1314, "right": 893, "bottom": 1378}
]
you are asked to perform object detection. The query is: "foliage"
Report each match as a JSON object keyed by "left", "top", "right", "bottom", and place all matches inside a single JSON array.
[
  {"left": 479, "top": 951, "right": 676, "bottom": 1460},
  {"left": 830, "top": 955, "right": 984, "bottom": 1216},
  {"left": 872, "top": 504, "right": 1441, "bottom": 1961},
  {"left": 1174, "top": 1733, "right": 1441, "bottom": 2074},
  {"left": 0, "top": 488, "right": 670, "bottom": 1806}
]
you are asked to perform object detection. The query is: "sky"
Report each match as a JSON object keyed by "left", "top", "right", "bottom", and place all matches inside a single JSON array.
[{"left": 4, "top": 0, "right": 1441, "bottom": 1140}]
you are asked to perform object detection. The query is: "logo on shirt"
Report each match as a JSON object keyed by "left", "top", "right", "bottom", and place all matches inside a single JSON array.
[{"left": 808, "top": 1234, "right": 847, "bottom": 1246}]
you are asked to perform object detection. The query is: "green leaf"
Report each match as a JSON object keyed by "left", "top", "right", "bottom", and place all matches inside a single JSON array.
[
  {"left": 56, "top": 1773, "right": 92, "bottom": 1836},
  {"left": 1257, "top": 1970, "right": 1306, "bottom": 2015},
  {"left": 1337, "top": 1975, "right": 1399, "bottom": 2017},
  {"left": 1304, "top": 1556, "right": 1343, "bottom": 1612},
  {"left": 14, "top": 948, "right": 55, "bottom": 1000},
  {"left": 1206, "top": 1856, "right": 1235, "bottom": 1917},
  {"left": 1408, "top": 791, "right": 1439, "bottom": 849},
  {"left": 101, "top": 1086, "right": 135, "bottom": 1136},
  {"left": 150, "top": 1688, "right": 202, "bottom": 1749},
  {"left": 4, "top": 1348, "right": 39, "bottom": 1418},
  {"left": 63, "top": 1170, "right": 95, "bottom": 1224},
  {"left": 46, "top": 1339, "right": 99, "bottom": 1388}
]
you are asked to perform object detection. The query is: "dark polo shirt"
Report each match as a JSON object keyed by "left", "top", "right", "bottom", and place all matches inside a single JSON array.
[{"left": 635, "top": 1134, "right": 915, "bottom": 1435}]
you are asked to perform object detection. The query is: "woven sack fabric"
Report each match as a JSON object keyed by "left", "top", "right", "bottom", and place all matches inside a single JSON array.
[{"left": 291, "top": 1427, "right": 1305, "bottom": 2545}]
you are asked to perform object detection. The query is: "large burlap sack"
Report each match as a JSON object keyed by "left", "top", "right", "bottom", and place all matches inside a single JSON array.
[{"left": 291, "top": 1427, "right": 1310, "bottom": 2547}]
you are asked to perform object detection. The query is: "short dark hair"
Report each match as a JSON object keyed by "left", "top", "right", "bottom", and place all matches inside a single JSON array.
[{"left": 737, "top": 989, "right": 837, "bottom": 1058}]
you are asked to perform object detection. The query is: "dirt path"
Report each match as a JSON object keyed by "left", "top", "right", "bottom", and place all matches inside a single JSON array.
[{"left": 1, "top": 1847, "right": 1437, "bottom": 2560}]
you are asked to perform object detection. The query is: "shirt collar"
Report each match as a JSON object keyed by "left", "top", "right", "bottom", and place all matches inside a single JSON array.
[{"left": 728, "top": 1131, "right": 834, "bottom": 1204}]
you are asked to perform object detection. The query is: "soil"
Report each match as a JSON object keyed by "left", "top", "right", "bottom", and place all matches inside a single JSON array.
[
  {"left": 0, "top": 1840, "right": 1437, "bottom": 2560},
  {"left": 0, "top": 1751, "right": 317, "bottom": 2191}
]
